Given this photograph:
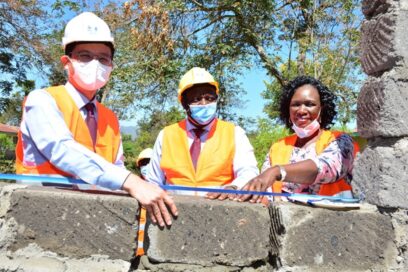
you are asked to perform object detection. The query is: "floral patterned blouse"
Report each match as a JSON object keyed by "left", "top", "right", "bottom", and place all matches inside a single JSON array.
[{"left": 261, "top": 133, "right": 355, "bottom": 195}]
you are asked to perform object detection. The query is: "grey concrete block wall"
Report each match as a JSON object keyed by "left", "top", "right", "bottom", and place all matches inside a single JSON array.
[
  {"left": 270, "top": 203, "right": 396, "bottom": 271},
  {"left": 2, "top": 183, "right": 406, "bottom": 271},
  {"left": 362, "top": 0, "right": 395, "bottom": 18},
  {"left": 352, "top": 137, "right": 408, "bottom": 209},
  {"left": 146, "top": 196, "right": 270, "bottom": 267},
  {"left": 356, "top": 0, "right": 408, "bottom": 210},
  {"left": 357, "top": 72, "right": 408, "bottom": 138},
  {"left": 5, "top": 185, "right": 140, "bottom": 260},
  {"left": 360, "top": 8, "right": 408, "bottom": 76}
]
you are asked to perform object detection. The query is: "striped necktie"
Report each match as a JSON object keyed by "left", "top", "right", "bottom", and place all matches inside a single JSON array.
[{"left": 84, "top": 103, "right": 97, "bottom": 147}]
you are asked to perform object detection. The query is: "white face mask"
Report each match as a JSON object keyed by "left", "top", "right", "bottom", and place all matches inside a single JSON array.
[
  {"left": 189, "top": 102, "right": 217, "bottom": 125},
  {"left": 291, "top": 111, "right": 321, "bottom": 138},
  {"left": 70, "top": 59, "right": 112, "bottom": 91},
  {"left": 140, "top": 165, "right": 149, "bottom": 178}
]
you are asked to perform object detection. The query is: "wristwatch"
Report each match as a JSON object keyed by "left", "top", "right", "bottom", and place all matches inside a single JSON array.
[{"left": 277, "top": 165, "right": 287, "bottom": 181}]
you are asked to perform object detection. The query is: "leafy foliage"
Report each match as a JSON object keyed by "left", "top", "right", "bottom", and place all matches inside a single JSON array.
[
  {"left": 262, "top": 0, "right": 363, "bottom": 126},
  {"left": 0, "top": 0, "right": 48, "bottom": 125},
  {"left": 0, "top": 0, "right": 364, "bottom": 177},
  {"left": 248, "top": 118, "right": 290, "bottom": 169},
  {"left": 0, "top": 134, "right": 15, "bottom": 173},
  {"left": 128, "top": 0, "right": 363, "bottom": 125}
]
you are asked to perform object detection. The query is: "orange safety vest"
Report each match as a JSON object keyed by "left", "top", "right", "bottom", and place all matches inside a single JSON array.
[
  {"left": 160, "top": 119, "right": 235, "bottom": 187},
  {"left": 269, "top": 130, "right": 359, "bottom": 196},
  {"left": 15, "top": 85, "right": 121, "bottom": 176}
]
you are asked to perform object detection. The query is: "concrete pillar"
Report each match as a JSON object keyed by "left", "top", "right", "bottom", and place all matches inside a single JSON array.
[{"left": 354, "top": 0, "right": 408, "bottom": 209}]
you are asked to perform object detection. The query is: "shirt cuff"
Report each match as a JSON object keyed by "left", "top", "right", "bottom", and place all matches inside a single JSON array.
[{"left": 97, "top": 166, "right": 131, "bottom": 190}]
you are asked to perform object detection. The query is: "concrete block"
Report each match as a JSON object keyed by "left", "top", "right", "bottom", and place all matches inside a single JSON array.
[
  {"left": 388, "top": 209, "right": 408, "bottom": 271},
  {"left": 360, "top": 10, "right": 408, "bottom": 75},
  {"left": 353, "top": 137, "right": 408, "bottom": 209},
  {"left": 146, "top": 196, "right": 270, "bottom": 267},
  {"left": 362, "top": 0, "right": 394, "bottom": 18},
  {"left": 270, "top": 202, "right": 396, "bottom": 271},
  {"left": 0, "top": 244, "right": 130, "bottom": 272},
  {"left": 357, "top": 73, "right": 408, "bottom": 138},
  {"left": 1, "top": 185, "right": 140, "bottom": 260}
]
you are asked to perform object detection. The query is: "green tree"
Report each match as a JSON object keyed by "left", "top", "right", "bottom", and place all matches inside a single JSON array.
[
  {"left": 83, "top": 0, "right": 250, "bottom": 121},
  {"left": 262, "top": 0, "right": 363, "bottom": 126},
  {"left": 120, "top": 0, "right": 363, "bottom": 124},
  {"left": 0, "top": 134, "right": 15, "bottom": 173},
  {"left": 248, "top": 118, "right": 290, "bottom": 169},
  {"left": 0, "top": 0, "right": 48, "bottom": 125},
  {"left": 0, "top": 0, "right": 84, "bottom": 124}
]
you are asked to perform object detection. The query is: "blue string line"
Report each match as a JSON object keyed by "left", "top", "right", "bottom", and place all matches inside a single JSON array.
[{"left": 0, "top": 173, "right": 359, "bottom": 203}]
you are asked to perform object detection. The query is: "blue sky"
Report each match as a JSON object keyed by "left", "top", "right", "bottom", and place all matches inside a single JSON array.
[{"left": 235, "top": 67, "right": 269, "bottom": 120}]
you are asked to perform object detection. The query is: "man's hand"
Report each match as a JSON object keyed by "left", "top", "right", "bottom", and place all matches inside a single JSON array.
[
  {"left": 206, "top": 185, "right": 238, "bottom": 201},
  {"left": 122, "top": 174, "right": 178, "bottom": 227},
  {"left": 238, "top": 166, "right": 279, "bottom": 203}
]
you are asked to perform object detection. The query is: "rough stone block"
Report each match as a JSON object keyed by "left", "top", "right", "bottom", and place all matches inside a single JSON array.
[
  {"left": 353, "top": 137, "right": 408, "bottom": 209},
  {"left": 1, "top": 184, "right": 140, "bottom": 260},
  {"left": 0, "top": 244, "right": 131, "bottom": 272},
  {"left": 362, "top": 0, "right": 394, "bottom": 18},
  {"left": 357, "top": 73, "right": 408, "bottom": 138},
  {"left": 360, "top": 10, "right": 408, "bottom": 75},
  {"left": 270, "top": 202, "right": 396, "bottom": 271},
  {"left": 146, "top": 196, "right": 270, "bottom": 267},
  {"left": 388, "top": 209, "right": 408, "bottom": 271}
]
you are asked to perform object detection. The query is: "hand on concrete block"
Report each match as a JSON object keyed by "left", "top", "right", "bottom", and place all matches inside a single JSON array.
[{"left": 122, "top": 174, "right": 178, "bottom": 227}]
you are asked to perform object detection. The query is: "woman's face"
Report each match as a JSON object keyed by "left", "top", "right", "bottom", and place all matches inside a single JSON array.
[{"left": 289, "top": 84, "right": 321, "bottom": 128}]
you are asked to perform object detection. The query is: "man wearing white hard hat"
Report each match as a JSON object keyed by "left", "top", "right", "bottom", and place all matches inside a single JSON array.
[
  {"left": 15, "top": 12, "right": 177, "bottom": 227},
  {"left": 147, "top": 67, "right": 259, "bottom": 199}
]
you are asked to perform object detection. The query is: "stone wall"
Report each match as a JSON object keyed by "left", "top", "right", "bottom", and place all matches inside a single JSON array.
[
  {"left": 351, "top": 1, "right": 408, "bottom": 270},
  {"left": 355, "top": 0, "right": 408, "bottom": 209},
  {"left": 1, "top": 182, "right": 407, "bottom": 271}
]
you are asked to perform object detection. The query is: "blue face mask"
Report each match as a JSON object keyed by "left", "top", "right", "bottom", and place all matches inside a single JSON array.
[
  {"left": 140, "top": 165, "right": 149, "bottom": 178},
  {"left": 189, "top": 102, "right": 217, "bottom": 125}
]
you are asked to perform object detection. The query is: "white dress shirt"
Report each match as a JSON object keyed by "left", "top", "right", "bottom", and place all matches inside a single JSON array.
[
  {"left": 19, "top": 82, "right": 129, "bottom": 190},
  {"left": 146, "top": 118, "right": 259, "bottom": 195}
]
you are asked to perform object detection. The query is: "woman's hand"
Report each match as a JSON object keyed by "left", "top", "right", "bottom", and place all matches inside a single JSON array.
[{"left": 238, "top": 166, "right": 281, "bottom": 203}]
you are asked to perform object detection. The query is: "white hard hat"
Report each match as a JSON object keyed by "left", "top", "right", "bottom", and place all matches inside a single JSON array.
[
  {"left": 62, "top": 12, "right": 114, "bottom": 50},
  {"left": 136, "top": 148, "right": 153, "bottom": 167},
  {"left": 178, "top": 67, "right": 219, "bottom": 102}
]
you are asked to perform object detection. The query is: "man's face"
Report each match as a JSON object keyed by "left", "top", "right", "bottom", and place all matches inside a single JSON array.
[
  {"left": 184, "top": 84, "right": 217, "bottom": 106},
  {"left": 61, "top": 43, "right": 113, "bottom": 100}
]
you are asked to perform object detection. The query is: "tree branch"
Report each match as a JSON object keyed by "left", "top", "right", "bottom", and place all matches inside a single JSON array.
[
  {"left": 231, "top": 7, "right": 285, "bottom": 86},
  {"left": 188, "top": 14, "right": 233, "bottom": 36}
]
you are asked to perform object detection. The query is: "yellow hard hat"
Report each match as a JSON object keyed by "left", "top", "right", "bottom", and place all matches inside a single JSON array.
[
  {"left": 136, "top": 148, "right": 153, "bottom": 166},
  {"left": 178, "top": 67, "right": 219, "bottom": 102},
  {"left": 62, "top": 12, "right": 114, "bottom": 50}
]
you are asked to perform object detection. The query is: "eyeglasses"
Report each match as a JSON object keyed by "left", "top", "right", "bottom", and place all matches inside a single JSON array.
[
  {"left": 189, "top": 94, "right": 218, "bottom": 105},
  {"left": 71, "top": 51, "right": 113, "bottom": 66}
]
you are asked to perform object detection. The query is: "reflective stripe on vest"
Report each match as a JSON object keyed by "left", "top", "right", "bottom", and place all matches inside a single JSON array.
[
  {"left": 160, "top": 119, "right": 235, "bottom": 187},
  {"left": 269, "top": 130, "right": 359, "bottom": 196},
  {"left": 15, "top": 85, "right": 121, "bottom": 175}
]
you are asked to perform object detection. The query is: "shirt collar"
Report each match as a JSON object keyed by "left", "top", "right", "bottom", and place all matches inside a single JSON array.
[
  {"left": 65, "top": 82, "right": 97, "bottom": 110},
  {"left": 186, "top": 117, "right": 216, "bottom": 133}
]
